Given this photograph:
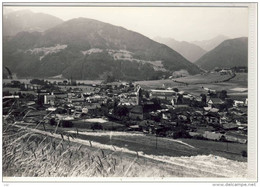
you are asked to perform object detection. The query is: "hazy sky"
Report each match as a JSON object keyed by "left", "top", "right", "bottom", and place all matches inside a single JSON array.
[{"left": 5, "top": 6, "right": 248, "bottom": 41}]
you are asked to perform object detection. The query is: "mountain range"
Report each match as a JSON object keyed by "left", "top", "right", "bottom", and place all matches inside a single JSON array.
[
  {"left": 154, "top": 37, "right": 207, "bottom": 62},
  {"left": 3, "top": 17, "right": 201, "bottom": 81},
  {"left": 194, "top": 37, "right": 248, "bottom": 70},
  {"left": 3, "top": 9, "right": 247, "bottom": 80},
  {"left": 191, "top": 35, "right": 229, "bottom": 51}
]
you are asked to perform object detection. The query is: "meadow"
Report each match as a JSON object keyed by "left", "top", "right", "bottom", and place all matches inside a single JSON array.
[
  {"left": 135, "top": 73, "right": 248, "bottom": 98},
  {"left": 173, "top": 72, "right": 233, "bottom": 84},
  {"left": 3, "top": 121, "right": 186, "bottom": 178},
  {"left": 3, "top": 117, "right": 247, "bottom": 179}
]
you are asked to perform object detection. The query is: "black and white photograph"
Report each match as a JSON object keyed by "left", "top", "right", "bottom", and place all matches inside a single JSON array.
[{"left": 2, "top": 2, "right": 257, "bottom": 182}]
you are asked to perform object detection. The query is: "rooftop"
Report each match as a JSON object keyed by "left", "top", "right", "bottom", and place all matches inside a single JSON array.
[{"left": 150, "top": 89, "right": 176, "bottom": 93}]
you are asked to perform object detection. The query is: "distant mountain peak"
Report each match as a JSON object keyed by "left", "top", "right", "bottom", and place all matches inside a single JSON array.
[
  {"left": 154, "top": 36, "right": 207, "bottom": 62},
  {"left": 3, "top": 9, "right": 63, "bottom": 36},
  {"left": 191, "top": 35, "right": 229, "bottom": 51}
]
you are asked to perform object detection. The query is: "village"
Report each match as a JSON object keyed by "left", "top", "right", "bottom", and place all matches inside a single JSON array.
[{"left": 3, "top": 70, "right": 248, "bottom": 147}]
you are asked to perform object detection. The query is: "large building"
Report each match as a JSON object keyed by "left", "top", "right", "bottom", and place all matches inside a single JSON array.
[{"left": 149, "top": 89, "right": 177, "bottom": 101}]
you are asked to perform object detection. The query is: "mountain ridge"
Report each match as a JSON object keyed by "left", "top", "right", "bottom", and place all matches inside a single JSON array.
[
  {"left": 3, "top": 9, "right": 64, "bottom": 36},
  {"left": 191, "top": 35, "right": 229, "bottom": 51},
  {"left": 194, "top": 37, "right": 248, "bottom": 70},
  {"left": 4, "top": 17, "right": 201, "bottom": 80},
  {"left": 154, "top": 36, "right": 207, "bottom": 62}
]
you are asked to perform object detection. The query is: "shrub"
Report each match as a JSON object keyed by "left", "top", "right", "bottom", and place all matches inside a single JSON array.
[
  {"left": 91, "top": 123, "right": 103, "bottom": 130},
  {"left": 172, "top": 130, "right": 191, "bottom": 139},
  {"left": 60, "top": 120, "right": 73, "bottom": 128},
  {"left": 49, "top": 118, "right": 56, "bottom": 126},
  {"left": 241, "top": 150, "right": 247, "bottom": 157}
]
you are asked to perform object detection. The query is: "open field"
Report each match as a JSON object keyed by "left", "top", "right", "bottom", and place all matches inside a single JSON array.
[
  {"left": 135, "top": 79, "right": 181, "bottom": 89},
  {"left": 3, "top": 78, "right": 102, "bottom": 85},
  {"left": 3, "top": 121, "right": 247, "bottom": 178},
  {"left": 135, "top": 73, "right": 247, "bottom": 99},
  {"left": 14, "top": 120, "right": 247, "bottom": 162},
  {"left": 173, "top": 72, "right": 233, "bottom": 84},
  {"left": 67, "top": 129, "right": 247, "bottom": 162},
  {"left": 3, "top": 124, "right": 188, "bottom": 178}
]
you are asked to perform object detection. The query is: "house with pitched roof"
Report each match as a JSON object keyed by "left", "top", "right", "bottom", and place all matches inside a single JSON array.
[{"left": 207, "top": 98, "right": 224, "bottom": 108}]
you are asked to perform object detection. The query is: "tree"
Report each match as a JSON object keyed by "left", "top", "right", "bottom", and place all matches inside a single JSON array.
[
  {"left": 177, "top": 94, "right": 183, "bottom": 104},
  {"left": 200, "top": 94, "right": 207, "bottom": 104},
  {"left": 219, "top": 90, "right": 227, "bottom": 100},
  {"left": 151, "top": 98, "right": 161, "bottom": 110},
  {"left": 11, "top": 80, "right": 21, "bottom": 87},
  {"left": 144, "top": 91, "right": 150, "bottom": 98},
  {"left": 114, "top": 106, "right": 129, "bottom": 117},
  {"left": 60, "top": 120, "right": 73, "bottom": 128},
  {"left": 30, "top": 79, "right": 45, "bottom": 85},
  {"left": 241, "top": 150, "right": 247, "bottom": 157},
  {"left": 103, "top": 72, "right": 115, "bottom": 83},
  {"left": 91, "top": 123, "right": 103, "bottom": 130},
  {"left": 63, "top": 80, "right": 68, "bottom": 85},
  {"left": 225, "top": 98, "right": 234, "bottom": 108},
  {"left": 50, "top": 118, "right": 56, "bottom": 126},
  {"left": 113, "top": 98, "right": 119, "bottom": 109}
]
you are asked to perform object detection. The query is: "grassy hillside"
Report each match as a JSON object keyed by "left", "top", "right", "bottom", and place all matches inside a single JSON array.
[{"left": 195, "top": 37, "right": 248, "bottom": 71}]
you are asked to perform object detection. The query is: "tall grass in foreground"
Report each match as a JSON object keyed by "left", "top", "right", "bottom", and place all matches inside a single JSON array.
[
  {"left": 3, "top": 120, "right": 128, "bottom": 177},
  {"left": 3, "top": 116, "right": 176, "bottom": 177}
]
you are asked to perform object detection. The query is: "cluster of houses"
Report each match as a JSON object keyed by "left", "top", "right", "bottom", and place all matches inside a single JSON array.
[
  {"left": 3, "top": 78, "right": 248, "bottom": 144},
  {"left": 214, "top": 66, "right": 248, "bottom": 74}
]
